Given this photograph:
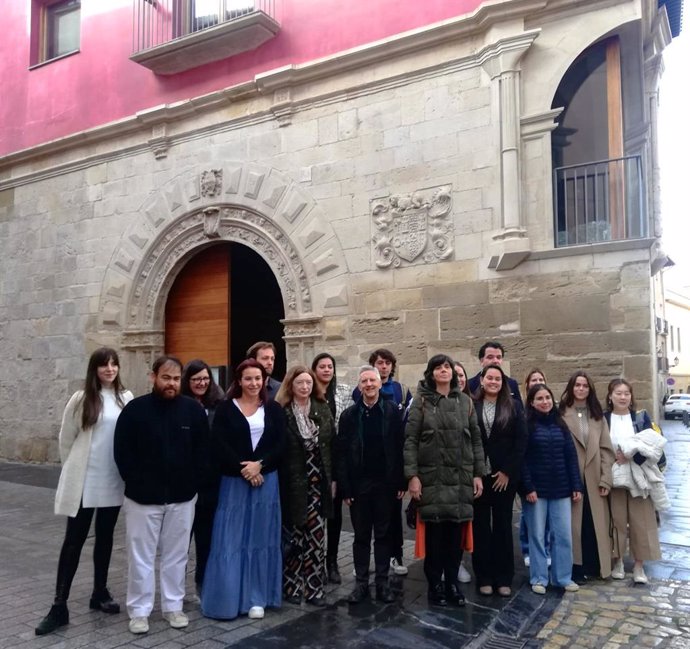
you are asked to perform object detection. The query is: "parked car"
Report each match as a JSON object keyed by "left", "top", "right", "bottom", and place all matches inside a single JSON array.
[{"left": 663, "top": 394, "right": 690, "bottom": 420}]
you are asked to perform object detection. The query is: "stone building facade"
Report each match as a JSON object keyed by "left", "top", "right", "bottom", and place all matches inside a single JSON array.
[{"left": 0, "top": 0, "right": 682, "bottom": 461}]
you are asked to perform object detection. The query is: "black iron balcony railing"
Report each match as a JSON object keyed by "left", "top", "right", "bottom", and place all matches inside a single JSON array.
[
  {"left": 131, "top": 0, "right": 279, "bottom": 74},
  {"left": 553, "top": 155, "right": 647, "bottom": 247},
  {"left": 133, "top": 0, "right": 276, "bottom": 53}
]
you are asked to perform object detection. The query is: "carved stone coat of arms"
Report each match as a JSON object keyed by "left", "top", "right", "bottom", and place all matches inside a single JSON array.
[{"left": 371, "top": 186, "right": 453, "bottom": 268}]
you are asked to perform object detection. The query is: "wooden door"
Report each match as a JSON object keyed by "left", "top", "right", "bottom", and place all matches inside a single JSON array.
[{"left": 165, "top": 244, "right": 230, "bottom": 367}]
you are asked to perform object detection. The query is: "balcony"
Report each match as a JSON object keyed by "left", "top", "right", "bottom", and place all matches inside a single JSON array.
[
  {"left": 131, "top": 0, "right": 279, "bottom": 75},
  {"left": 553, "top": 155, "right": 647, "bottom": 247}
]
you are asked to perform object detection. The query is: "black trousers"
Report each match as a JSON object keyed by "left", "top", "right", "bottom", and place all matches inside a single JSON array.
[
  {"left": 423, "top": 520, "right": 463, "bottom": 588},
  {"left": 573, "top": 481, "right": 601, "bottom": 580},
  {"left": 472, "top": 477, "right": 516, "bottom": 588},
  {"left": 386, "top": 496, "right": 404, "bottom": 561},
  {"left": 350, "top": 483, "right": 394, "bottom": 586},
  {"left": 54, "top": 505, "right": 120, "bottom": 603},
  {"left": 192, "top": 501, "right": 216, "bottom": 587},
  {"left": 326, "top": 491, "right": 343, "bottom": 566}
]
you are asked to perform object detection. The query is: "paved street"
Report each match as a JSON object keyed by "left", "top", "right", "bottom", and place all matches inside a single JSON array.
[{"left": 1, "top": 421, "right": 689, "bottom": 648}]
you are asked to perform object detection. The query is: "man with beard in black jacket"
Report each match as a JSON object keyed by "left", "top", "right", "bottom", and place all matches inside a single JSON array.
[{"left": 114, "top": 356, "right": 209, "bottom": 635}]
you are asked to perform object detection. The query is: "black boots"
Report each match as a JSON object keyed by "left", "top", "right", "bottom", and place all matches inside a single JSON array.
[
  {"left": 375, "top": 584, "right": 396, "bottom": 603},
  {"left": 89, "top": 588, "right": 120, "bottom": 614},
  {"left": 327, "top": 560, "right": 342, "bottom": 584},
  {"left": 347, "top": 582, "right": 370, "bottom": 604},
  {"left": 445, "top": 581, "right": 466, "bottom": 607},
  {"left": 428, "top": 583, "right": 447, "bottom": 606},
  {"left": 35, "top": 603, "right": 69, "bottom": 636}
]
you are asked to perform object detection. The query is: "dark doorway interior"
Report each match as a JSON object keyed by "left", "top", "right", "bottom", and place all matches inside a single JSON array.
[
  {"left": 165, "top": 241, "right": 286, "bottom": 390},
  {"left": 229, "top": 242, "right": 286, "bottom": 381}
]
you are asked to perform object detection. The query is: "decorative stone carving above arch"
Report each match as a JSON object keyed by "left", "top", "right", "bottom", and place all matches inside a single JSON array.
[{"left": 95, "top": 162, "right": 350, "bottom": 388}]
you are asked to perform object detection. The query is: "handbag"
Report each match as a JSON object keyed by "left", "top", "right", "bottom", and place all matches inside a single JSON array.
[{"left": 405, "top": 498, "right": 417, "bottom": 529}]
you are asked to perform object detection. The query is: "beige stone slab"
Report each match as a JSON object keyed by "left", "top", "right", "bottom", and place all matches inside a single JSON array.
[
  {"left": 440, "top": 302, "right": 519, "bottom": 339},
  {"left": 521, "top": 294, "right": 610, "bottom": 334},
  {"left": 421, "top": 282, "right": 488, "bottom": 308}
]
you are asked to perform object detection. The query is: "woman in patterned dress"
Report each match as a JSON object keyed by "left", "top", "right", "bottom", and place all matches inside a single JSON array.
[{"left": 277, "top": 366, "right": 335, "bottom": 606}]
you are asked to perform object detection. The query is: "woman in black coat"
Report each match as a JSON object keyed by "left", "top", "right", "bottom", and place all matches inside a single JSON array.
[{"left": 472, "top": 364, "right": 527, "bottom": 597}]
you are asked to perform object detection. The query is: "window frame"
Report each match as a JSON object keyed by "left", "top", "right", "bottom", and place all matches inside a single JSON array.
[{"left": 30, "top": 0, "right": 81, "bottom": 68}]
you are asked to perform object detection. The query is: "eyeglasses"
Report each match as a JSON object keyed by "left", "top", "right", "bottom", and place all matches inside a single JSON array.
[{"left": 190, "top": 377, "right": 211, "bottom": 384}]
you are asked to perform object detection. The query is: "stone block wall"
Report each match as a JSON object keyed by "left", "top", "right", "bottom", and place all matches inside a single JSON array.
[{"left": 0, "top": 2, "right": 661, "bottom": 461}]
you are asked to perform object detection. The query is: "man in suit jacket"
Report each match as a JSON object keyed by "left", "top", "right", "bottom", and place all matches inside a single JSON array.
[{"left": 467, "top": 341, "right": 523, "bottom": 406}]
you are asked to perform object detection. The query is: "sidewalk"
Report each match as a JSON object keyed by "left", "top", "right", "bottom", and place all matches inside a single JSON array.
[{"left": 0, "top": 421, "right": 688, "bottom": 648}]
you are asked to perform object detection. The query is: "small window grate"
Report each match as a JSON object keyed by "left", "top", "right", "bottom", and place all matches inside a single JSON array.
[{"left": 481, "top": 635, "right": 527, "bottom": 649}]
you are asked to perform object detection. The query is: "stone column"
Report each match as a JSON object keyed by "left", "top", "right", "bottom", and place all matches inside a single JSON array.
[
  {"left": 480, "top": 30, "right": 539, "bottom": 270},
  {"left": 120, "top": 329, "right": 166, "bottom": 395},
  {"left": 281, "top": 316, "right": 323, "bottom": 365}
]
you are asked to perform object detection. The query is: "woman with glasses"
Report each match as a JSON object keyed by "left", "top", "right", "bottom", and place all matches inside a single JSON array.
[{"left": 181, "top": 359, "right": 225, "bottom": 599}]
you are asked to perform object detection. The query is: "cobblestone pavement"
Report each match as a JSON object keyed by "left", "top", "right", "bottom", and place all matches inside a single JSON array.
[{"left": 0, "top": 421, "right": 688, "bottom": 648}]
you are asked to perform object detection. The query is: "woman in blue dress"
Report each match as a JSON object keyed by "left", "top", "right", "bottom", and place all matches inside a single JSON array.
[{"left": 201, "top": 359, "right": 285, "bottom": 620}]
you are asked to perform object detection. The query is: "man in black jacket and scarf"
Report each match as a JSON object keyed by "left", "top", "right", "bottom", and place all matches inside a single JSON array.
[
  {"left": 114, "top": 356, "right": 209, "bottom": 635},
  {"left": 337, "top": 365, "right": 405, "bottom": 604}
]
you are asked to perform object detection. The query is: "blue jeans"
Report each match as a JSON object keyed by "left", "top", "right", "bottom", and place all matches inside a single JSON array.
[
  {"left": 523, "top": 497, "right": 573, "bottom": 587},
  {"left": 520, "top": 498, "right": 551, "bottom": 557}
]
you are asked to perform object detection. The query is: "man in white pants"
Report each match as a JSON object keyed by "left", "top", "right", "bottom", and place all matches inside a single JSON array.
[{"left": 114, "top": 356, "right": 210, "bottom": 634}]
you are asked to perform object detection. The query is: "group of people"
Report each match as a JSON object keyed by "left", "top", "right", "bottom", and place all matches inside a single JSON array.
[{"left": 35, "top": 340, "right": 668, "bottom": 636}]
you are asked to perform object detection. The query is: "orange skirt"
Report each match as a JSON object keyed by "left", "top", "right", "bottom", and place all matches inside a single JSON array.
[{"left": 414, "top": 513, "right": 473, "bottom": 559}]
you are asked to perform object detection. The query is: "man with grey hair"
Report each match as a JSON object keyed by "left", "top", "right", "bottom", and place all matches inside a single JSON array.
[{"left": 336, "top": 366, "right": 405, "bottom": 605}]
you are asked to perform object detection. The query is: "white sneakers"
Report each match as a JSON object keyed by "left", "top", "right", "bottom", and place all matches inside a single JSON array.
[
  {"left": 531, "top": 584, "right": 546, "bottom": 595},
  {"left": 523, "top": 556, "right": 530, "bottom": 567},
  {"left": 163, "top": 611, "right": 189, "bottom": 629},
  {"left": 128, "top": 617, "right": 149, "bottom": 634},
  {"left": 611, "top": 558, "right": 625, "bottom": 580},
  {"left": 248, "top": 606, "right": 265, "bottom": 619},
  {"left": 564, "top": 582, "right": 580, "bottom": 592},
  {"left": 390, "top": 557, "right": 408, "bottom": 576},
  {"left": 457, "top": 564, "right": 472, "bottom": 583}
]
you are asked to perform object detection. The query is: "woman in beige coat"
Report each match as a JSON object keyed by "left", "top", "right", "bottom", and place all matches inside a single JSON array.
[
  {"left": 36, "top": 348, "right": 133, "bottom": 636},
  {"left": 559, "top": 371, "right": 615, "bottom": 582}
]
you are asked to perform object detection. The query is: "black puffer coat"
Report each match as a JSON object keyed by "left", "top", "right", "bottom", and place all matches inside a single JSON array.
[{"left": 404, "top": 382, "right": 484, "bottom": 523}]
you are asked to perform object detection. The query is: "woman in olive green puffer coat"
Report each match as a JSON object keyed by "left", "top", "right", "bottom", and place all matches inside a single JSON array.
[{"left": 404, "top": 354, "right": 485, "bottom": 606}]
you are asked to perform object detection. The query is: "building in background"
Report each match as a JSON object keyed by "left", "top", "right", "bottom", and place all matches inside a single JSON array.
[
  {"left": 665, "top": 288, "right": 690, "bottom": 394},
  {"left": 0, "top": 0, "right": 684, "bottom": 461}
]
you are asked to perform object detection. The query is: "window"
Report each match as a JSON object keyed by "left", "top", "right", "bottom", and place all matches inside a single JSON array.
[{"left": 44, "top": 0, "right": 80, "bottom": 61}]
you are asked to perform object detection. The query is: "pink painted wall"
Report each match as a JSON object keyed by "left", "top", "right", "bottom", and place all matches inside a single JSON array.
[{"left": 0, "top": 0, "right": 484, "bottom": 157}]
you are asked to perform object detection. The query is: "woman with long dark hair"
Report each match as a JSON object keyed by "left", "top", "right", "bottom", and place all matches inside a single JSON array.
[
  {"left": 276, "top": 366, "right": 334, "bottom": 606},
  {"left": 472, "top": 364, "right": 527, "bottom": 597},
  {"left": 559, "top": 372, "right": 614, "bottom": 582},
  {"left": 311, "top": 352, "right": 352, "bottom": 583},
  {"left": 605, "top": 378, "right": 662, "bottom": 584},
  {"left": 181, "top": 359, "right": 225, "bottom": 599},
  {"left": 36, "top": 347, "right": 133, "bottom": 635},
  {"left": 522, "top": 384, "right": 582, "bottom": 595},
  {"left": 404, "top": 354, "right": 484, "bottom": 607},
  {"left": 201, "top": 359, "right": 285, "bottom": 621}
]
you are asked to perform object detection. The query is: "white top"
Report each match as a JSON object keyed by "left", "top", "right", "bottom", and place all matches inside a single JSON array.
[
  {"left": 234, "top": 400, "right": 265, "bottom": 451},
  {"left": 609, "top": 412, "right": 636, "bottom": 450},
  {"left": 81, "top": 388, "right": 125, "bottom": 508}
]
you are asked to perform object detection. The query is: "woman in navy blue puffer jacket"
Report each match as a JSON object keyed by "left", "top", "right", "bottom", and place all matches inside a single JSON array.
[{"left": 521, "top": 384, "right": 583, "bottom": 594}]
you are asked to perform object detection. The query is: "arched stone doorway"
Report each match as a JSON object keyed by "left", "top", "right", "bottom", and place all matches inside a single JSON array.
[
  {"left": 95, "top": 162, "right": 349, "bottom": 395},
  {"left": 165, "top": 241, "right": 286, "bottom": 387}
]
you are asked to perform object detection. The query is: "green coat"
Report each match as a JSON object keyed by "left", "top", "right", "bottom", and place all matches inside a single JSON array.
[
  {"left": 279, "top": 398, "right": 334, "bottom": 528},
  {"left": 404, "top": 382, "right": 484, "bottom": 523}
]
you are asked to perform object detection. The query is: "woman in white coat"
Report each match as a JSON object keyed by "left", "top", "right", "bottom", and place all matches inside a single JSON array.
[{"left": 35, "top": 348, "right": 133, "bottom": 636}]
